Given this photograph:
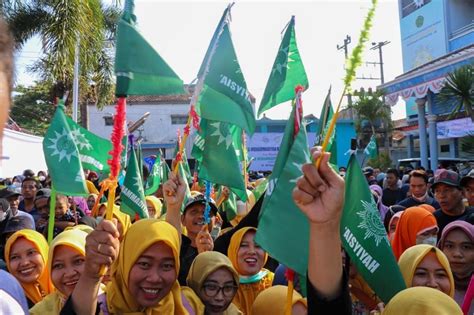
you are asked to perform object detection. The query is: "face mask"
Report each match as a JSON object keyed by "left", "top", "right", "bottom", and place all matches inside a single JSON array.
[
  {"left": 38, "top": 176, "right": 46, "bottom": 181},
  {"left": 0, "top": 212, "right": 5, "bottom": 222},
  {"left": 12, "top": 182, "right": 20, "bottom": 188},
  {"left": 236, "top": 200, "right": 247, "bottom": 215},
  {"left": 417, "top": 236, "right": 437, "bottom": 246},
  {"left": 412, "top": 191, "right": 428, "bottom": 202}
]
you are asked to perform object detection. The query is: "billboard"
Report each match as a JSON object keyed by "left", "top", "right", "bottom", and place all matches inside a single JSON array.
[{"left": 399, "top": 0, "right": 447, "bottom": 72}]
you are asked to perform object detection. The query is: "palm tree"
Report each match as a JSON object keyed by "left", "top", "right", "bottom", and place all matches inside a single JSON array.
[
  {"left": 3, "top": 0, "right": 120, "bottom": 128},
  {"left": 438, "top": 64, "right": 474, "bottom": 122},
  {"left": 349, "top": 89, "right": 392, "bottom": 137}
]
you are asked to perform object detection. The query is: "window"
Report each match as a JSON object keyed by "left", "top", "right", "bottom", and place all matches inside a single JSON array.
[
  {"left": 440, "top": 144, "right": 450, "bottom": 153},
  {"left": 401, "top": 0, "right": 432, "bottom": 18},
  {"left": 171, "top": 115, "right": 188, "bottom": 125},
  {"left": 103, "top": 116, "right": 114, "bottom": 126}
]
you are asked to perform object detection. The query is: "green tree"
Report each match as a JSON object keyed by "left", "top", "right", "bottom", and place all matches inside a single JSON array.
[
  {"left": 3, "top": 1, "right": 120, "bottom": 128},
  {"left": 11, "top": 82, "right": 56, "bottom": 136},
  {"left": 349, "top": 89, "right": 392, "bottom": 153},
  {"left": 438, "top": 64, "right": 474, "bottom": 122}
]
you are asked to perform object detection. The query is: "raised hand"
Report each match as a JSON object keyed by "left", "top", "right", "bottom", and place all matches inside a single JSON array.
[
  {"left": 84, "top": 219, "right": 120, "bottom": 279},
  {"left": 196, "top": 225, "right": 214, "bottom": 253},
  {"left": 292, "top": 147, "right": 345, "bottom": 226},
  {"left": 163, "top": 170, "right": 187, "bottom": 209}
]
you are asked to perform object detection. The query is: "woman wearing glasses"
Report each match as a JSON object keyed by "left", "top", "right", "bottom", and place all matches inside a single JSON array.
[{"left": 187, "top": 251, "right": 242, "bottom": 315}]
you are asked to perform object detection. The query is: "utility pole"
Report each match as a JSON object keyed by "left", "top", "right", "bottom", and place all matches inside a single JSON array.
[
  {"left": 337, "top": 35, "right": 353, "bottom": 118},
  {"left": 371, "top": 41, "right": 391, "bottom": 158}
]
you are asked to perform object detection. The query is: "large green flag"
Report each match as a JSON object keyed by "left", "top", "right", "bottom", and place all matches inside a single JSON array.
[
  {"left": 120, "top": 146, "right": 148, "bottom": 219},
  {"left": 316, "top": 87, "right": 337, "bottom": 166},
  {"left": 256, "top": 104, "right": 311, "bottom": 276},
  {"left": 65, "top": 116, "right": 112, "bottom": 175},
  {"left": 196, "top": 22, "right": 256, "bottom": 135},
  {"left": 43, "top": 105, "right": 88, "bottom": 196},
  {"left": 193, "top": 118, "right": 247, "bottom": 201},
  {"left": 115, "top": 0, "right": 184, "bottom": 96},
  {"left": 258, "top": 17, "right": 308, "bottom": 116},
  {"left": 341, "top": 155, "right": 406, "bottom": 303},
  {"left": 364, "top": 134, "right": 378, "bottom": 159}
]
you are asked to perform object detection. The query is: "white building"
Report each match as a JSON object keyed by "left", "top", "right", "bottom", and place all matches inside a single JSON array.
[{"left": 88, "top": 88, "right": 196, "bottom": 160}]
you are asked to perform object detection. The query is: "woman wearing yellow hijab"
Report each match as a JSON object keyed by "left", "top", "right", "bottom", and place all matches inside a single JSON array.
[
  {"left": 251, "top": 285, "right": 307, "bottom": 315},
  {"left": 227, "top": 227, "right": 274, "bottom": 314},
  {"left": 30, "top": 229, "right": 88, "bottom": 314},
  {"left": 398, "top": 244, "right": 455, "bottom": 297},
  {"left": 5, "top": 229, "right": 55, "bottom": 307},
  {"left": 382, "top": 287, "right": 462, "bottom": 314},
  {"left": 64, "top": 219, "right": 204, "bottom": 314},
  {"left": 187, "top": 251, "right": 242, "bottom": 315},
  {"left": 145, "top": 196, "right": 162, "bottom": 219}
]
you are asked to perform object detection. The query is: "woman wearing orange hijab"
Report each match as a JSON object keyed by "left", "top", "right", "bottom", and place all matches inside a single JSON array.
[
  {"left": 391, "top": 206, "right": 438, "bottom": 260},
  {"left": 5, "top": 229, "right": 55, "bottom": 307}
]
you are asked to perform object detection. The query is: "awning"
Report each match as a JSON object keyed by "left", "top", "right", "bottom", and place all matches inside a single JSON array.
[{"left": 378, "top": 44, "right": 474, "bottom": 106}]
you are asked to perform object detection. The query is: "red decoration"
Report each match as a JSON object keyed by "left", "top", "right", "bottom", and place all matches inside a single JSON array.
[{"left": 107, "top": 97, "right": 127, "bottom": 179}]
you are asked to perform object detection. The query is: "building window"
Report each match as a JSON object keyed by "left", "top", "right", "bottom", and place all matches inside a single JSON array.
[
  {"left": 440, "top": 144, "right": 450, "bottom": 153},
  {"left": 103, "top": 116, "right": 114, "bottom": 126},
  {"left": 401, "top": 0, "right": 432, "bottom": 18},
  {"left": 267, "top": 125, "right": 285, "bottom": 132},
  {"left": 171, "top": 115, "right": 188, "bottom": 125}
]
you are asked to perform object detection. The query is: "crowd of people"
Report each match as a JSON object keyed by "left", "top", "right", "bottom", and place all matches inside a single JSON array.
[{"left": 0, "top": 150, "right": 473, "bottom": 315}]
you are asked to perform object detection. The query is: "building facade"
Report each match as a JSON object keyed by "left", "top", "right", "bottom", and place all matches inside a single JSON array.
[{"left": 379, "top": 0, "right": 474, "bottom": 169}]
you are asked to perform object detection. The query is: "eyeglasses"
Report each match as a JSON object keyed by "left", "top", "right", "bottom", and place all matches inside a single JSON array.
[{"left": 202, "top": 284, "right": 237, "bottom": 297}]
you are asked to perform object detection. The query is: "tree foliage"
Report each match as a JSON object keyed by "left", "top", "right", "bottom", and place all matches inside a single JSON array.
[
  {"left": 11, "top": 82, "right": 56, "bottom": 136},
  {"left": 438, "top": 64, "right": 474, "bottom": 122}
]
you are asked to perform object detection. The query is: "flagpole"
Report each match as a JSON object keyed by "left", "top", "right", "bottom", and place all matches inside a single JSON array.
[
  {"left": 173, "top": 3, "right": 234, "bottom": 175},
  {"left": 47, "top": 186, "right": 57, "bottom": 244},
  {"left": 242, "top": 130, "right": 248, "bottom": 188}
]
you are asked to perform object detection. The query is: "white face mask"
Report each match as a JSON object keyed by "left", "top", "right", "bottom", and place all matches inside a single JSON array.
[
  {"left": 38, "top": 176, "right": 46, "bottom": 181},
  {"left": 236, "top": 200, "right": 247, "bottom": 215},
  {"left": 0, "top": 211, "right": 5, "bottom": 222},
  {"left": 417, "top": 236, "right": 437, "bottom": 246}
]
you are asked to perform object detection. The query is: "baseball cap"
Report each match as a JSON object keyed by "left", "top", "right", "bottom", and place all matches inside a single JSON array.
[
  {"left": 460, "top": 169, "right": 474, "bottom": 187},
  {"left": 431, "top": 169, "right": 461, "bottom": 190},
  {"left": 0, "top": 187, "right": 21, "bottom": 199},
  {"left": 35, "top": 188, "right": 52, "bottom": 201},
  {"left": 363, "top": 167, "right": 374, "bottom": 176},
  {"left": 183, "top": 193, "right": 218, "bottom": 216}
]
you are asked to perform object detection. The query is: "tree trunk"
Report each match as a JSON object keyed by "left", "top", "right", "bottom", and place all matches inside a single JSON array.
[{"left": 80, "top": 100, "right": 88, "bottom": 129}]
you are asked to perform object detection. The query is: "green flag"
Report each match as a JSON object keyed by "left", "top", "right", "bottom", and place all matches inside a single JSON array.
[
  {"left": 196, "top": 22, "right": 256, "bottom": 135},
  {"left": 364, "top": 134, "right": 378, "bottom": 159},
  {"left": 216, "top": 185, "right": 237, "bottom": 221},
  {"left": 115, "top": 0, "right": 184, "bottom": 96},
  {"left": 316, "top": 87, "right": 337, "bottom": 166},
  {"left": 120, "top": 146, "right": 148, "bottom": 219},
  {"left": 43, "top": 105, "right": 88, "bottom": 196},
  {"left": 193, "top": 118, "right": 247, "bottom": 201},
  {"left": 144, "top": 151, "right": 164, "bottom": 196},
  {"left": 173, "top": 141, "right": 193, "bottom": 183},
  {"left": 65, "top": 116, "right": 112, "bottom": 175},
  {"left": 341, "top": 155, "right": 406, "bottom": 303},
  {"left": 256, "top": 104, "right": 311, "bottom": 276},
  {"left": 258, "top": 17, "right": 308, "bottom": 116}
]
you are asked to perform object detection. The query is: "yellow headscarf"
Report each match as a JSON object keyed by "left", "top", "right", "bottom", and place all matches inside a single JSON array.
[
  {"left": 86, "top": 181, "right": 99, "bottom": 195},
  {"left": 106, "top": 219, "right": 204, "bottom": 314},
  {"left": 228, "top": 227, "right": 268, "bottom": 276},
  {"left": 145, "top": 196, "right": 162, "bottom": 219},
  {"left": 30, "top": 229, "right": 88, "bottom": 314},
  {"left": 251, "top": 285, "right": 307, "bottom": 315},
  {"left": 186, "top": 251, "right": 239, "bottom": 294},
  {"left": 398, "top": 244, "right": 455, "bottom": 297},
  {"left": 382, "top": 287, "right": 462, "bottom": 315},
  {"left": 5, "top": 229, "right": 55, "bottom": 304},
  {"left": 113, "top": 205, "right": 132, "bottom": 236}
]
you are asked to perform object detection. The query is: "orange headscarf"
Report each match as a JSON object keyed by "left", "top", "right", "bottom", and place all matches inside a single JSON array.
[
  {"left": 5, "top": 229, "right": 55, "bottom": 304},
  {"left": 418, "top": 204, "right": 435, "bottom": 213},
  {"left": 391, "top": 207, "right": 438, "bottom": 261}
]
